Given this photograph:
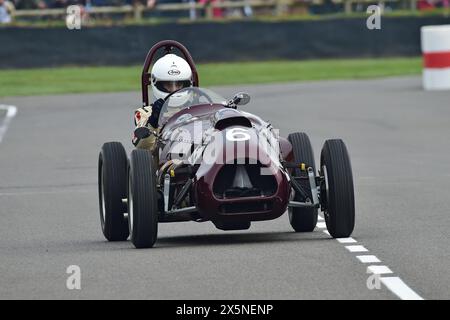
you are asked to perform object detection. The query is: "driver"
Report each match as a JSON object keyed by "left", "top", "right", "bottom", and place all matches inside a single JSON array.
[{"left": 132, "top": 53, "right": 193, "bottom": 149}]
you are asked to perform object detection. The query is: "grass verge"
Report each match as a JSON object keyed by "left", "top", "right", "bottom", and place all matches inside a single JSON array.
[{"left": 0, "top": 57, "right": 422, "bottom": 97}]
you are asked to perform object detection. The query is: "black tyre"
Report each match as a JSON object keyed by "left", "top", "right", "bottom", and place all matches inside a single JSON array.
[
  {"left": 128, "top": 149, "right": 158, "bottom": 248},
  {"left": 98, "top": 142, "right": 129, "bottom": 241},
  {"left": 287, "top": 132, "right": 318, "bottom": 232},
  {"left": 320, "top": 139, "right": 355, "bottom": 238}
]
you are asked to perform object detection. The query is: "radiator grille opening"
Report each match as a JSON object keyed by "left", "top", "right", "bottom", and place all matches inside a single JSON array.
[{"left": 213, "top": 160, "right": 277, "bottom": 199}]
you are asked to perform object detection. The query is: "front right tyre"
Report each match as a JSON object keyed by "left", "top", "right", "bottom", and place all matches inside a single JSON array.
[
  {"left": 128, "top": 149, "right": 158, "bottom": 248},
  {"left": 98, "top": 142, "right": 129, "bottom": 241}
]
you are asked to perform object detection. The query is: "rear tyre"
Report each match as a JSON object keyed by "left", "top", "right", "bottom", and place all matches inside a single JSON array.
[
  {"left": 98, "top": 142, "right": 129, "bottom": 241},
  {"left": 320, "top": 139, "right": 355, "bottom": 238},
  {"left": 128, "top": 149, "right": 158, "bottom": 248},
  {"left": 287, "top": 132, "right": 318, "bottom": 232}
]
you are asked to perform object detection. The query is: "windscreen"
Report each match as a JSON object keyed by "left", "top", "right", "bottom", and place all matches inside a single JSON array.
[{"left": 158, "top": 87, "right": 227, "bottom": 126}]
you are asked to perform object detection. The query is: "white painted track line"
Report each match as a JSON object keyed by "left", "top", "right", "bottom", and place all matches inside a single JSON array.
[
  {"left": 316, "top": 222, "right": 326, "bottom": 229},
  {"left": 317, "top": 214, "right": 423, "bottom": 299},
  {"left": 345, "top": 245, "right": 369, "bottom": 253},
  {"left": 367, "top": 265, "right": 393, "bottom": 275},
  {"left": 337, "top": 237, "right": 357, "bottom": 244},
  {"left": 380, "top": 277, "right": 424, "bottom": 300},
  {"left": 356, "top": 255, "right": 381, "bottom": 263},
  {"left": 0, "top": 105, "right": 17, "bottom": 143}
]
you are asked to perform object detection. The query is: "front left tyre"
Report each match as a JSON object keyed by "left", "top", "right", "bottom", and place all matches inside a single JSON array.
[
  {"left": 128, "top": 149, "right": 158, "bottom": 248},
  {"left": 320, "top": 139, "right": 355, "bottom": 238},
  {"left": 98, "top": 142, "right": 129, "bottom": 241}
]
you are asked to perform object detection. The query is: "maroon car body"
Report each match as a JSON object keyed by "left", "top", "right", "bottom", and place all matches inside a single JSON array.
[{"left": 155, "top": 92, "right": 293, "bottom": 229}]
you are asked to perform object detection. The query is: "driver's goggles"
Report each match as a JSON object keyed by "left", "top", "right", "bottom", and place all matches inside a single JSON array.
[{"left": 158, "top": 81, "right": 191, "bottom": 93}]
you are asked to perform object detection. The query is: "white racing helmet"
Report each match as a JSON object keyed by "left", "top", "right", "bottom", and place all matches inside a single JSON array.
[{"left": 150, "top": 53, "right": 193, "bottom": 106}]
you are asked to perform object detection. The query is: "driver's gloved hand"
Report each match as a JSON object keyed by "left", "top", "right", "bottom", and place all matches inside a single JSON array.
[
  {"left": 134, "top": 126, "right": 151, "bottom": 139},
  {"left": 147, "top": 98, "right": 165, "bottom": 128},
  {"left": 132, "top": 126, "right": 152, "bottom": 147}
]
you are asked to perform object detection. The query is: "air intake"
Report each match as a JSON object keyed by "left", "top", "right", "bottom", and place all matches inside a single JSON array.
[{"left": 213, "top": 161, "right": 277, "bottom": 199}]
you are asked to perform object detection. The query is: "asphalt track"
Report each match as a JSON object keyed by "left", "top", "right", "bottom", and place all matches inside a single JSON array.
[{"left": 1, "top": 76, "right": 450, "bottom": 300}]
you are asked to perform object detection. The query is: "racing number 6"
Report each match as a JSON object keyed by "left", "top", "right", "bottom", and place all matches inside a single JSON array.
[{"left": 226, "top": 128, "right": 250, "bottom": 142}]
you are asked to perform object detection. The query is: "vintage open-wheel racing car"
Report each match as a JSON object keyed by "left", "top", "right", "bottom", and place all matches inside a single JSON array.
[{"left": 98, "top": 40, "right": 355, "bottom": 248}]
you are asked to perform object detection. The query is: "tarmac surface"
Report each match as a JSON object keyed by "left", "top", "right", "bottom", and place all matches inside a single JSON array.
[{"left": 1, "top": 76, "right": 449, "bottom": 299}]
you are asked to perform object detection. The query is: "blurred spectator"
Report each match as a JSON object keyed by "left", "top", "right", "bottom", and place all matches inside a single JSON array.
[
  {"left": 199, "top": 0, "right": 223, "bottom": 18},
  {"left": 417, "top": 0, "right": 433, "bottom": 10},
  {"left": 13, "top": 0, "right": 46, "bottom": 9},
  {"left": 124, "top": 0, "right": 154, "bottom": 6},
  {"left": 88, "top": 0, "right": 121, "bottom": 6},
  {"left": 417, "top": 0, "right": 450, "bottom": 11},
  {"left": 47, "top": 0, "right": 89, "bottom": 8},
  {"left": 50, "top": 0, "right": 68, "bottom": 7},
  {"left": 309, "top": 0, "right": 339, "bottom": 14},
  {"left": 0, "top": 0, "right": 14, "bottom": 23},
  {"left": 225, "top": 0, "right": 252, "bottom": 18},
  {"left": 438, "top": 0, "right": 450, "bottom": 8}
]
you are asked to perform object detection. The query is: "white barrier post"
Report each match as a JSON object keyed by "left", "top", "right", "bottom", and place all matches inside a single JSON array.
[{"left": 421, "top": 25, "right": 450, "bottom": 91}]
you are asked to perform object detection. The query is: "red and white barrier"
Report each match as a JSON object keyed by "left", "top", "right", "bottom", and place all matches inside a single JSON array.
[{"left": 421, "top": 25, "right": 450, "bottom": 90}]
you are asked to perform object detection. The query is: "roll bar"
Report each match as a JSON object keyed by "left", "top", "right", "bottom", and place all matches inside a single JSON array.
[{"left": 141, "top": 40, "right": 200, "bottom": 107}]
